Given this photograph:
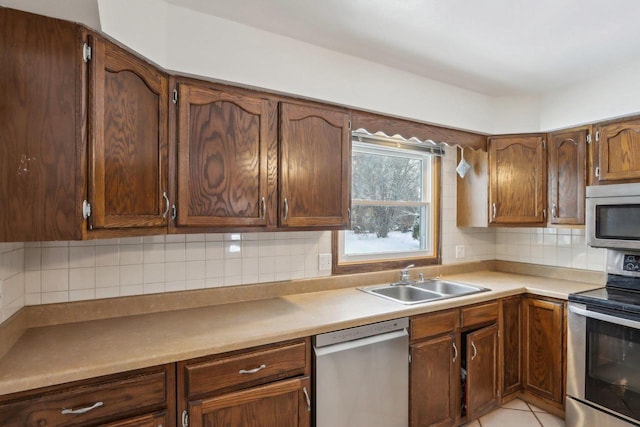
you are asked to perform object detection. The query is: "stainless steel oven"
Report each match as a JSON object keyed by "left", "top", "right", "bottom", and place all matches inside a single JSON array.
[
  {"left": 568, "top": 249, "right": 640, "bottom": 426},
  {"left": 586, "top": 183, "right": 640, "bottom": 250}
]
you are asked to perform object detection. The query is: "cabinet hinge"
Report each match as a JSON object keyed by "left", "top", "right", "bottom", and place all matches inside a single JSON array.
[
  {"left": 82, "top": 43, "right": 92, "bottom": 63},
  {"left": 172, "top": 89, "right": 178, "bottom": 104},
  {"left": 348, "top": 119, "right": 352, "bottom": 130},
  {"left": 595, "top": 166, "right": 600, "bottom": 178},
  {"left": 171, "top": 204, "right": 177, "bottom": 221},
  {"left": 586, "top": 134, "right": 592, "bottom": 144},
  {"left": 409, "top": 353, "right": 412, "bottom": 363},
  {"left": 542, "top": 138, "right": 546, "bottom": 149},
  {"left": 181, "top": 410, "right": 189, "bottom": 427},
  {"left": 595, "top": 131, "right": 600, "bottom": 142},
  {"left": 542, "top": 208, "right": 546, "bottom": 220},
  {"left": 82, "top": 200, "right": 91, "bottom": 219}
]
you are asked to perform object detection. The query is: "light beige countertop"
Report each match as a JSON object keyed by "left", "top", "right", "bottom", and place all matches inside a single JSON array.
[{"left": 0, "top": 268, "right": 603, "bottom": 396}]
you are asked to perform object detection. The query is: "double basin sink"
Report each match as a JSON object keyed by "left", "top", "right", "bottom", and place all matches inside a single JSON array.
[{"left": 359, "top": 279, "right": 489, "bottom": 305}]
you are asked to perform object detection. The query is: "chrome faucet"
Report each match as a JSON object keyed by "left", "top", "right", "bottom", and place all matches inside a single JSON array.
[{"left": 399, "top": 264, "right": 415, "bottom": 283}]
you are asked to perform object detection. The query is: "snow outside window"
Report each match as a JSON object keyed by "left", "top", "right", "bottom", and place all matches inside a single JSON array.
[{"left": 338, "top": 141, "right": 436, "bottom": 264}]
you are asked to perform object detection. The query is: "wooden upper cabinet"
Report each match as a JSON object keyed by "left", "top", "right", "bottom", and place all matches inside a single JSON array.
[
  {"left": 0, "top": 8, "right": 83, "bottom": 241},
  {"left": 174, "top": 83, "right": 277, "bottom": 229},
  {"left": 488, "top": 135, "right": 546, "bottom": 225},
  {"left": 597, "top": 118, "right": 640, "bottom": 183},
  {"left": 279, "top": 102, "right": 351, "bottom": 229},
  {"left": 88, "top": 36, "right": 169, "bottom": 231},
  {"left": 547, "top": 128, "right": 587, "bottom": 225}
]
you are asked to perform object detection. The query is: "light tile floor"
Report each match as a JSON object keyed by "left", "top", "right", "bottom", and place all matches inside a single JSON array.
[{"left": 464, "top": 398, "right": 565, "bottom": 427}]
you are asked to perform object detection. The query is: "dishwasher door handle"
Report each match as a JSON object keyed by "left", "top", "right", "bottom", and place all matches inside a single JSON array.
[{"left": 314, "top": 329, "right": 408, "bottom": 356}]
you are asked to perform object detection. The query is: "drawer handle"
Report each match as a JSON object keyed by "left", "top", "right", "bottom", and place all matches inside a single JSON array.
[
  {"left": 239, "top": 364, "right": 266, "bottom": 374},
  {"left": 61, "top": 401, "right": 104, "bottom": 415}
]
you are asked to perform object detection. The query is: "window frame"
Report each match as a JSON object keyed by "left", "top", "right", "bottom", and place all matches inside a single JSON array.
[{"left": 332, "top": 140, "right": 442, "bottom": 274}]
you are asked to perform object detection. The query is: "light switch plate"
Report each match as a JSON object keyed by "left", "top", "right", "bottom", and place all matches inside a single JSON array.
[
  {"left": 319, "top": 253, "right": 332, "bottom": 270},
  {"left": 455, "top": 245, "right": 465, "bottom": 259}
]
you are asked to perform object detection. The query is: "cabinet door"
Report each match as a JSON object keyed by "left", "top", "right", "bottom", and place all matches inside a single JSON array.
[
  {"left": 488, "top": 135, "right": 546, "bottom": 224},
  {"left": 466, "top": 324, "right": 499, "bottom": 421},
  {"left": 279, "top": 102, "right": 351, "bottom": 228},
  {"left": 522, "top": 297, "right": 564, "bottom": 403},
  {"left": 88, "top": 36, "right": 169, "bottom": 230},
  {"left": 597, "top": 119, "right": 640, "bottom": 182},
  {"left": 0, "top": 9, "right": 82, "bottom": 241},
  {"left": 187, "top": 377, "right": 310, "bottom": 427},
  {"left": 175, "top": 84, "right": 276, "bottom": 228},
  {"left": 548, "top": 129, "right": 587, "bottom": 225},
  {"left": 410, "top": 334, "right": 458, "bottom": 427},
  {"left": 501, "top": 296, "right": 522, "bottom": 398}
]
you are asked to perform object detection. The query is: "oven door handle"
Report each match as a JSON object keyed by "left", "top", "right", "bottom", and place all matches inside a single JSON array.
[{"left": 569, "top": 304, "right": 640, "bottom": 330}]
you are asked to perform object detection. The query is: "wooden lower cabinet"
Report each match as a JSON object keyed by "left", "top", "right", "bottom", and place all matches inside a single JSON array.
[
  {"left": 465, "top": 324, "right": 499, "bottom": 421},
  {"left": 410, "top": 302, "right": 499, "bottom": 427},
  {"left": 187, "top": 377, "right": 310, "bottom": 427},
  {"left": 0, "top": 364, "right": 174, "bottom": 427},
  {"left": 500, "top": 296, "right": 522, "bottom": 398},
  {"left": 411, "top": 334, "right": 459, "bottom": 427},
  {"left": 178, "top": 338, "right": 311, "bottom": 427},
  {"left": 522, "top": 296, "right": 565, "bottom": 407}
]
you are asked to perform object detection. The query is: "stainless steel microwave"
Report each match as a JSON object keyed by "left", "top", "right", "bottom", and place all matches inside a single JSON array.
[{"left": 586, "top": 183, "right": 640, "bottom": 250}]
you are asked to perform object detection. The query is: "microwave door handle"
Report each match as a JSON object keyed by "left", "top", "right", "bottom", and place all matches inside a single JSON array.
[{"left": 569, "top": 305, "right": 640, "bottom": 330}]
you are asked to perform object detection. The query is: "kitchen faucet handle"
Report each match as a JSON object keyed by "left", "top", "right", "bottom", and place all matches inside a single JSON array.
[{"left": 400, "top": 264, "right": 415, "bottom": 281}]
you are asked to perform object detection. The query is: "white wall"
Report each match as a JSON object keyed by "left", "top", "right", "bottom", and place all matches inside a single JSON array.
[
  {"left": 96, "top": 1, "right": 496, "bottom": 135},
  {"left": 540, "top": 60, "right": 640, "bottom": 131},
  {"left": 491, "top": 95, "right": 542, "bottom": 134}
]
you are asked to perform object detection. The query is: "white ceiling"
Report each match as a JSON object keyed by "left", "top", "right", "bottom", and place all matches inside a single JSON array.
[{"left": 166, "top": 0, "right": 640, "bottom": 96}]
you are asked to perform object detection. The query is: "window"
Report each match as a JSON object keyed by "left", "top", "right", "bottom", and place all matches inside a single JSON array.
[{"left": 334, "top": 132, "right": 442, "bottom": 273}]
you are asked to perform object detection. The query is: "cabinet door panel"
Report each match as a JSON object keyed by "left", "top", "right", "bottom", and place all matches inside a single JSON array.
[
  {"left": 411, "top": 334, "right": 458, "bottom": 427},
  {"left": 501, "top": 297, "right": 522, "bottom": 397},
  {"left": 489, "top": 136, "right": 546, "bottom": 224},
  {"left": 0, "top": 9, "right": 81, "bottom": 241},
  {"left": 548, "top": 129, "right": 586, "bottom": 225},
  {"left": 89, "top": 36, "right": 168, "bottom": 229},
  {"left": 466, "top": 324, "right": 498, "bottom": 421},
  {"left": 176, "top": 85, "right": 275, "bottom": 228},
  {"left": 598, "top": 120, "right": 640, "bottom": 182},
  {"left": 279, "top": 102, "right": 350, "bottom": 228},
  {"left": 522, "top": 298, "right": 564, "bottom": 403},
  {"left": 189, "top": 377, "right": 310, "bottom": 427}
]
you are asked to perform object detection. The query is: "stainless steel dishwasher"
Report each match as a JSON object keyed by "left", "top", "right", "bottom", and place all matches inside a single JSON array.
[{"left": 313, "top": 317, "right": 409, "bottom": 427}]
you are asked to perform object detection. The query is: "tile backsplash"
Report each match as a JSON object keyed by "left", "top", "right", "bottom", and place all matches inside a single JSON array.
[
  {"left": 0, "top": 145, "right": 607, "bottom": 324},
  {"left": 0, "top": 242, "right": 24, "bottom": 322},
  {"left": 23, "top": 232, "right": 332, "bottom": 306}
]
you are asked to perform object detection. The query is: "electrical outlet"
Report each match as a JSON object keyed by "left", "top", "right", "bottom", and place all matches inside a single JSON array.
[
  {"left": 319, "top": 253, "right": 332, "bottom": 270},
  {"left": 455, "top": 245, "right": 465, "bottom": 259}
]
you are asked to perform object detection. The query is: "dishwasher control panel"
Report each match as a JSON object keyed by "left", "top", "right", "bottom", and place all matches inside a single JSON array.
[{"left": 314, "top": 317, "right": 408, "bottom": 347}]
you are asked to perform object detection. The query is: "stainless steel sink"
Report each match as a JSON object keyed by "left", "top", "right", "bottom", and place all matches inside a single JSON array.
[{"left": 359, "top": 279, "right": 489, "bottom": 305}]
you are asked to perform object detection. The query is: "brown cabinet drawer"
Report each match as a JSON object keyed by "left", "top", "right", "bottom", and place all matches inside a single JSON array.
[
  {"left": 0, "top": 365, "right": 171, "bottom": 427},
  {"left": 184, "top": 339, "right": 308, "bottom": 398},
  {"left": 461, "top": 301, "right": 499, "bottom": 328},
  {"left": 411, "top": 309, "right": 460, "bottom": 341}
]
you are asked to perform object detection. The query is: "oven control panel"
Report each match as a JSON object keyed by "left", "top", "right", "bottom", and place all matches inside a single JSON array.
[{"left": 623, "top": 254, "right": 640, "bottom": 272}]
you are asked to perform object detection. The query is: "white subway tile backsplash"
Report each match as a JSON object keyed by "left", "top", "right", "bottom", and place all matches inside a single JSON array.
[
  {"left": 0, "top": 148, "right": 606, "bottom": 321},
  {"left": 42, "top": 247, "right": 69, "bottom": 270},
  {"left": 41, "top": 269, "right": 68, "bottom": 293},
  {"left": 120, "top": 265, "right": 143, "bottom": 286},
  {"left": 69, "top": 267, "right": 96, "bottom": 290}
]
